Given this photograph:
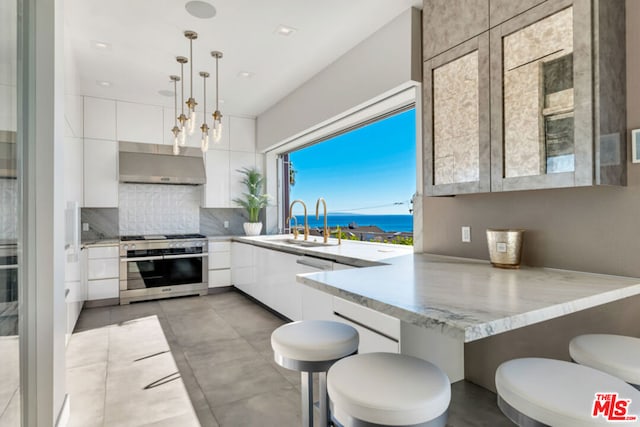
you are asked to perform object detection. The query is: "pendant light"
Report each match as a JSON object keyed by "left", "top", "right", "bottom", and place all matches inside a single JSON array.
[
  {"left": 211, "top": 51, "right": 223, "bottom": 143},
  {"left": 176, "top": 56, "right": 189, "bottom": 146},
  {"left": 199, "top": 71, "right": 210, "bottom": 152},
  {"left": 169, "top": 75, "right": 181, "bottom": 156},
  {"left": 184, "top": 30, "right": 198, "bottom": 135}
]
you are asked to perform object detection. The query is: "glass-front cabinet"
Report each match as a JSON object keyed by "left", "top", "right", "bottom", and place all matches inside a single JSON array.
[
  {"left": 423, "top": 0, "right": 626, "bottom": 196},
  {"left": 424, "top": 34, "right": 490, "bottom": 195}
]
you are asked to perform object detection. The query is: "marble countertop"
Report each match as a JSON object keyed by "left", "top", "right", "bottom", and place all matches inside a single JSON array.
[
  {"left": 297, "top": 253, "right": 640, "bottom": 343},
  {"left": 232, "top": 234, "right": 413, "bottom": 267}
]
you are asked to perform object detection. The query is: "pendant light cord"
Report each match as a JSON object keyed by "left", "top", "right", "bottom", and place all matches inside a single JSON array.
[
  {"left": 180, "top": 63, "right": 185, "bottom": 115},
  {"left": 215, "top": 56, "right": 219, "bottom": 110},
  {"left": 174, "top": 79, "right": 178, "bottom": 126},
  {"left": 190, "top": 39, "right": 194, "bottom": 99}
]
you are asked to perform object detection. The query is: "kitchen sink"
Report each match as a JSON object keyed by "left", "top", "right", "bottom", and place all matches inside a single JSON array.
[{"left": 273, "top": 238, "right": 339, "bottom": 247}]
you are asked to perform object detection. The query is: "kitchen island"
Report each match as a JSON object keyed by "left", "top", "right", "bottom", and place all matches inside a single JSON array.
[{"left": 234, "top": 235, "right": 640, "bottom": 389}]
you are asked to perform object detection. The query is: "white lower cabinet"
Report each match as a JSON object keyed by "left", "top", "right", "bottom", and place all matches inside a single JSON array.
[
  {"left": 231, "top": 242, "right": 256, "bottom": 295},
  {"left": 86, "top": 245, "right": 119, "bottom": 301},
  {"left": 209, "top": 241, "right": 231, "bottom": 288},
  {"left": 301, "top": 284, "right": 400, "bottom": 354}
]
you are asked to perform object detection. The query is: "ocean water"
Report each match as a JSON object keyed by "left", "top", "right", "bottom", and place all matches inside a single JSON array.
[{"left": 293, "top": 214, "right": 413, "bottom": 233}]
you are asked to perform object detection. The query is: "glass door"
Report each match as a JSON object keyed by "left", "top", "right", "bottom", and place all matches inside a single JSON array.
[{"left": 0, "top": 0, "right": 20, "bottom": 424}]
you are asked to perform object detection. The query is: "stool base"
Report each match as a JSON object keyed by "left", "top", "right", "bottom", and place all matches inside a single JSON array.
[
  {"left": 330, "top": 403, "right": 448, "bottom": 427},
  {"left": 275, "top": 351, "right": 357, "bottom": 427},
  {"left": 497, "top": 395, "right": 548, "bottom": 427}
]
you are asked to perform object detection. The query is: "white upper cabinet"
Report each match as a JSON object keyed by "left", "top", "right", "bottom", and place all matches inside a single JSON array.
[
  {"left": 202, "top": 149, "right": 230, "bottom": 208},
  {"left": 64, "top": 95, "right": 84, "bottom": 138},
  {"left": 64, "top": 137, "right": 84, "bottom": 205},
  {"left": 84, "top": 97, "right": 116, "bottom": 140},
  {"left": 229, "top": 117, "right": 255, "bottom": 152},
  {"left": 116, "top": 101, "right": 163, "bottom": 144},
  {"left": 84, "top": 138, "right": 118, "bottom": 207}
]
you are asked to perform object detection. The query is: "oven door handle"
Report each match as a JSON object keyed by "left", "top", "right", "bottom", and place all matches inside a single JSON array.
[
  {"left": 0, "top": 264, "right": 18, "bottom": 270},
  {"left": 124, "top": 256, "right": 163, "bottom": 262},
  {"left": 163, "top": 253, "right": 204, "bottom": 260}
]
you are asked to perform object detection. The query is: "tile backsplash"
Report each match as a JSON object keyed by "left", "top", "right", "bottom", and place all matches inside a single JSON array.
[
  {"left": 119, "top": 184, "right": 201, "bottom": 235},
  {"left": 0, "top": 179, "right": 17, "bottom": 240}
]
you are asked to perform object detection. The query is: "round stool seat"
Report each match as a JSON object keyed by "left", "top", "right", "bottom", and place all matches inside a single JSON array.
[
  {"left": 328, "top": 353, "right": 450, "bottom": 426},
  {"left": 496, "top": 358, "right": 640, "bottom": 426},
  {"left": 271, "top": 320, "right": 359, "bottom": 363},
  {"left": 570, "top": 334, "right": 640, "bottom": 386}
]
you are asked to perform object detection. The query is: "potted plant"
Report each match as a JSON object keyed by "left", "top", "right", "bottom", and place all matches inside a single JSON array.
[{"left": 233, "top": 167, "right": 270, "bottom": 236}]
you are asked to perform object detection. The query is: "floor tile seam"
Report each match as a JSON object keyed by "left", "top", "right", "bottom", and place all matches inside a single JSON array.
[
  {"left": 180, "top": 348, "right": 223, "bottom": 427},
  {"left": 101, "top": 322, "right": 114, "bottom": 427},
  {"left": 0, "top": 386, "right": 18, "bottom": 421},
  {"left": 208, "top": 382, "right": 297, "bottom": 412}
]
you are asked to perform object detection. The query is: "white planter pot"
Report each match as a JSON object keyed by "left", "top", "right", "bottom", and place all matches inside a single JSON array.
[{"left": 243, "top": 222, "right": 263, "bottom": 236}]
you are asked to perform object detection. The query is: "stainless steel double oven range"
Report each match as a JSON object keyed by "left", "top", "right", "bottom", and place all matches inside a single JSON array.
[{"left": 119, "top": 234, "right": 208, "bottom": 305}]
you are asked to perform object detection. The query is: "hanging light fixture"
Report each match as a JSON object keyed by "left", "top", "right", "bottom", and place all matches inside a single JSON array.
[
  {"left": 211, "top": 50, "right": 224, "bottom": 143},
  {"left": 176, "top": 56, "right": 189, "bottom": 146},
  {"left": 199, "top": 71, "right": 210, "bottom": 152},
  {"left": 169, "top": 75, "right": 181, "bottom": 156},
  {"left": 184, "top": 30, "right": 198, "bottom": 135}
]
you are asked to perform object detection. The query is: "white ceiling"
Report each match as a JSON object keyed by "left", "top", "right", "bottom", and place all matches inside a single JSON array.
[{"left": 65, "top": 0, "right": 422, "bottom": 118}]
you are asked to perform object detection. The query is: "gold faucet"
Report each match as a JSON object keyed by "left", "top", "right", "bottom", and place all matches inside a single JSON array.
[
  {"left": 285, "top": 216, "right": 299, "bottom": 239},
  {"left": 315, "top": 197, "right": 329, "bottom": 244},
  {"left": 289, "top": 200, "right": 309, "bottom": 240}
]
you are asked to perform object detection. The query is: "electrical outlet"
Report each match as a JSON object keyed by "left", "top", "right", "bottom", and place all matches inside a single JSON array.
[
  {"left": 223, "top": 221, "right": 229, "bottom": 229},
  {"left": 461, "top": 226, "right": 471, "bottom": 243},
  {"left": 82, "top": 223, "right": 90, "bottom": 232}
]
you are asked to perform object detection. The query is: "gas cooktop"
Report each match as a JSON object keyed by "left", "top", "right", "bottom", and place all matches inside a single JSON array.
[{"left": 120, "top": 234, "right": 206, "bottom": 242}]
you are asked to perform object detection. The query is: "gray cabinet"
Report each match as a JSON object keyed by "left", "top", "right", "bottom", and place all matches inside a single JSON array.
[
  {"left": 423, "top": 0, "right": 489, "bottom": 60},
  {"left": 424, "top": 34, "right": 491, "bottom": 195},
  {"left": 422, "top": 0, "right": 626, "bottom": 196}
]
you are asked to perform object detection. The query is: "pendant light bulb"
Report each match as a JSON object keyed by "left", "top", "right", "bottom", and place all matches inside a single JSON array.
[
  {"left": 188, "top": 111, "right": 197, "bottom": 135},
  {"left": 179, "top": 128, "right": 187, "bottom": 146},
  {"left": 173, "top": 140, "right": 180, "bottom": 156},
  {"left": 201, "top": 132, "right": 209, "bottom": 152},
  {"left": 212, "top": 119, "right": 223, "bottom": 143}
]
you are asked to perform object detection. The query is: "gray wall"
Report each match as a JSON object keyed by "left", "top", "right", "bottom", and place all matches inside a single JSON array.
[
  {"left": 422, "top": 0, "right": 640, "bottom": 278},
  {"left": 257, "top": 8, "right": 422, "bottom": 152}
]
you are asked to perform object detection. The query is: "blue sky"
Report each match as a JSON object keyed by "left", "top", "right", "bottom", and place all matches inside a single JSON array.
[{"left": 289, "top": 108, "right": 416, "bottom": 215}]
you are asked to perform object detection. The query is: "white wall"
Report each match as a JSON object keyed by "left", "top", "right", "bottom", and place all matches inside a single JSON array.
[{"left": 256, "top": 7, "right": 421, "bottom": 152}]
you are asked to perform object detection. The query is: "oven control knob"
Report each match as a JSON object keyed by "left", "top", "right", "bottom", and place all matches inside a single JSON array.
[
  {"left": 123, "top": 244, "right": 128, "bottom": 250},
  {"left": 131, "top": 244, "right": 136, "bottom": 250}
]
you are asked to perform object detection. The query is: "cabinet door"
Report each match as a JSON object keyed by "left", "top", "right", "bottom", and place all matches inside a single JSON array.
[
  {"left": 84, "top": 138, "right": 118, "bottom": 207},
  {"left": 424, "top": 33, "right": 490, "bottom": 196},
  {"left": 490, "top": 0, "right": 593, "bottom": 192},
  {"left": 64, "top": 95, "right": 84, "bottom": 138},
  {"left": 87, "top": 278, "right": 119, "bottom": 300},
  {"left": 423, "top": 0, "right": 489, "bottom": 60},
  {"left": 229, "top": 117, "right": 255, "bottom": 152},
  {"left": 202, "top": 149, "right": 230, "bottom": 208},
  {"left": 116, "top": 101, "right": 163, "bottom": 144},
  {"left": 84, "top": 97, "right": 116, "bottom": 140},
  {"left": 230, "top": 243, "right": 256, "bottom": 295}
]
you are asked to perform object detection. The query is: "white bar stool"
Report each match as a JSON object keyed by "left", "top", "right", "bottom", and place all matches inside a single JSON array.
[
  {"left": 496, "top": 358, "right": 640, "bottom": 426},
  {"left": 570, "top": 334, "right": 640, "bottom": 390},
  {"left": 327, "top": 352, "right": 450, "bottom": 427},
  {"left": 271, "top": 320, "right": 359, "bottom": 427}
]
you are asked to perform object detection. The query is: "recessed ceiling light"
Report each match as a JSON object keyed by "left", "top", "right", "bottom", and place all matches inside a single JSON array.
[
  {"left": 158, "top": 89, "right": 174, "bottom": 97},
  {"left": 237, "top": 71, "right": 254, "bottom": 78},
  {"left": 91, "top": 40, "right": 112, "bottom": 50},
  {"left": 274, "top": 25, "right": 297, "bottom": 36},
  {"left": 96, "top": 80, "right": 112, "bottom": 88},
  {"left": 185, "top": 1, "right": 216, "bottom": 19}
]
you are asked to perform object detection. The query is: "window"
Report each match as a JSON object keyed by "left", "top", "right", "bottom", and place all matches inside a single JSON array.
[{"left": 283, "top": 108, "right": 416, "bottom": 245}]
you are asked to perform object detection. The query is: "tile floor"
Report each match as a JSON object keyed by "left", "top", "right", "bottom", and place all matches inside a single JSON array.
[{"left": 73, "top": 290, "right": 513, "bottom": 427}]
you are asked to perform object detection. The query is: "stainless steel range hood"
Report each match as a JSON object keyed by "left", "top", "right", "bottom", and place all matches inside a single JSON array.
[
  {"left": 118, "top": 141, "right": 206, "bottom": 185},
  {"left": 0, "top": 131, "right": 17, "bottom": 179}
]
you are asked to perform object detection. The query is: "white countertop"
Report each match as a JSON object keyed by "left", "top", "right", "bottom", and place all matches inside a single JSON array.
[
  {"left": 233, "top": 234, "right": 413, "bottom": 266},
  {"left": 297, "top": 253, "right": 640, "bottom": 342}
]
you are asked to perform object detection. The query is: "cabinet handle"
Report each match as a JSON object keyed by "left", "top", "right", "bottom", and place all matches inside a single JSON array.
[
  {"left": 0, "top": 265, "right": 18, "bottom": 270},
  {"left": 333, "top": 311, "right": 399, "bottom": 343}
]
